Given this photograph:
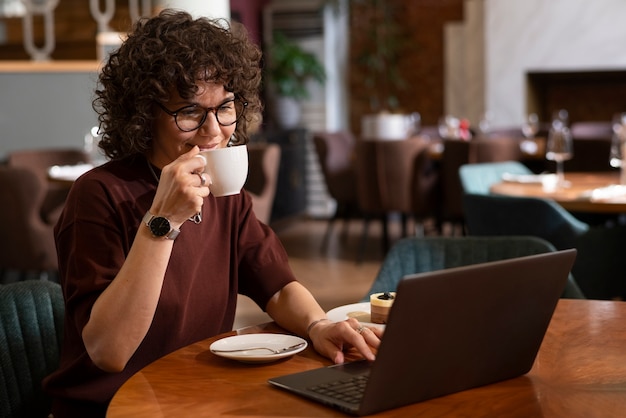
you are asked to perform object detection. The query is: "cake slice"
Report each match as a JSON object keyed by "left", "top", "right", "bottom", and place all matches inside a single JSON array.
[{"left": 369, "top": 292, "right": 396, "bottom": 324}]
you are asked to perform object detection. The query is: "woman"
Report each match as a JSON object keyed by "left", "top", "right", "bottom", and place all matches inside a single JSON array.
[{"left": 44, "top": 9, "right": 381, "bottom": 417}]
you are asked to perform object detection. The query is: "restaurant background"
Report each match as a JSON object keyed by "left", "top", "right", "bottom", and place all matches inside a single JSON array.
[{"left": 1, "top": 0, "right": 625, "bottom": 158}]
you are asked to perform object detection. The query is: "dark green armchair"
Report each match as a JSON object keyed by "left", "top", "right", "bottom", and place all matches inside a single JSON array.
[
  {"left": 459, "top": 160, "right": 532, "bottom": 195},
  {"left": 363, "top": 236, "right": 585, "bottom": 301},
  {"left": 0, "top": 280, "right": 64, "bottom": 418},
  {"left": 463, "top": 193, "right": 626, "bottom": 300}
]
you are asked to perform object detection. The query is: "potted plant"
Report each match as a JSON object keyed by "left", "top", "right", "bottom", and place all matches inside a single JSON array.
[
  {"left": 349, "top": 0, "right": 416, "bottom": 139},
  {"left": 267, "top": 31, "right": 326, "bottom": 128}
]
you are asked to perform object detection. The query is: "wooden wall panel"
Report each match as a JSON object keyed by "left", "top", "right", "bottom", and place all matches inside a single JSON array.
[
  {"left": 0, "top": 0, "right": 465, "bottom": 132},
  {"left": 348, "top": 0, "right": 464, "bottom": 133},
  {"left": 0, "top": 0, "right": 135, "bottom": 60}
]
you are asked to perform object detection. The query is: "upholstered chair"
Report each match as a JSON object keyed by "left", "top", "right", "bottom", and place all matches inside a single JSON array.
[
  {"left": 244, "top": 143, "right": 281, "bottom": 225},
  {"left": 471, "top": 136, "right": 523, "bottom": 163},
  {"left": 481, "top": 127, "right": 524, "bottom": 139},
  {"left": 463, "top": 193, "right": 626, "bottom": 300},
  {"left": 374, "top": 137, "right": 439, "bottom": 236},
  {"left": 362, "top": 236, "right": 585, "bottom": 302},
  {"left": 0, "top": 166, "right": 58, "bottom": 282},
  {"left": 459, "top": 161, "right": 532, "bottom": 195},
  {"left": 7, "top": 148, "right": 90, "bottom": 225},
  {"left": 570, "top": 121, "right": 613, "bottom": 139},
  {"left": 354, "top": 139, "right": 389, "bottom": 260},
  {"left": 439, "top": 138, "right": 524, "bottom": 233},
  {"left": 312, "top": 131, "right": 360, "bottom": 249},
  {"left": 438, "top": 139, "right": 470, "bottom": 232},
  {"left": 0, "top": 280, "right": 64, "bottom": 418},
  {"left": 354, "top": 137, "right": 439, "bottom": 262}
]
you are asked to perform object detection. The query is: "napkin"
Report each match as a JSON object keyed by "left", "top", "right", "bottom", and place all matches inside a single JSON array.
[{"left": 589, "top": 185, "right": 626, "bottom": 202}]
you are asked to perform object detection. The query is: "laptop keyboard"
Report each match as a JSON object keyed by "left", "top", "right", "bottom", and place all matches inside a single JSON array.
[{"left": 308, "top": 375, "right": 369, "bottom": 405}]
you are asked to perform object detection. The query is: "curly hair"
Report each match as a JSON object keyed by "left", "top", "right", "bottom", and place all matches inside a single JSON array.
[{"left": 94, "top": 9, "right": 263, "bottom": 160}]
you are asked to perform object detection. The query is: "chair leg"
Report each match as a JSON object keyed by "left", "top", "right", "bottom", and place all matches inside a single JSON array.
[
  {"left": 400, "top": 213, "right": 408, "bottom": 237},
  {"left": 339, "top": 217, "right": 351, "bottom": 242},
  {"left": 357, "top": 216, "right": 371, "bottom": 264},
  {"left": 337, "top": 202, "right": 352, "bottom": 242},
  {"left": 357, "top": 213, "right": 390, "bottom": 263},
  {"left": 381, "top": 213, "right": 390, "bottom": 254},
  {"left": 320, "top": 216, "right": 336, "bottom": 253}
]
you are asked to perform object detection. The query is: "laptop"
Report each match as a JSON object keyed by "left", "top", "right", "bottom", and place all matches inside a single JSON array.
[{"left": 268, "top": 249, "right": 577, "bottom": 416}]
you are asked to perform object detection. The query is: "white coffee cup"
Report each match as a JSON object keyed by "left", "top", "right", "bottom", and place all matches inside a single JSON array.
[{"left": 200, "top": 145, "right": 248, "bottom": 197}]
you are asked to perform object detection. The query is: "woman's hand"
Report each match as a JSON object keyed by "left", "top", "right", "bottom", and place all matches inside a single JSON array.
[
  {"left": 266, "top": 282, "right": 383, "bottom": 365},
  {"left": 308, "top": 318, "right": 383, "bottom": 364},
  {"left": 150, "top": 146, "right": 210, "bottom": 225}
]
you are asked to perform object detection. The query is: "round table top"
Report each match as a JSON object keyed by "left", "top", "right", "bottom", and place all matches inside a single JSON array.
[
  {"left": 490, "top": 170, "right": 626, "bottom": 213},
  {"left": 107, "top": 299, "right": 626, "bottom": 418}
]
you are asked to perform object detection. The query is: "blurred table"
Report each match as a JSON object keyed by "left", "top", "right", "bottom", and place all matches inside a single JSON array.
[
  {"left": 428, "top": 137, "right": 545, "bottom": 161},
  {"left": 47, "top": 163, "right": 93, "bottom": 185},
  {"left": 490, "top": 171, "right": 626, "bottom": 214},
  {"left": 107, "top": 299, "right": 626, "bottom": 417}
]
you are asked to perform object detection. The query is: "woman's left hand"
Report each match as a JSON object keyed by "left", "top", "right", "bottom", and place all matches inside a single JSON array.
[{"left": 308, "top": 318, "right": 383, "bottom": 364}]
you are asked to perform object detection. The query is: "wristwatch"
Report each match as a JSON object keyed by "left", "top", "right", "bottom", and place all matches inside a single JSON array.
[{"left": 142, "top": 211, "right": 180, "bottom": 240}]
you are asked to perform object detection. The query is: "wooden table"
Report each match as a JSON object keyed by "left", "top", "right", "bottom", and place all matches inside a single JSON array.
[
  {"left": 428, "top": 137, "right": 546, "bottom": 161},
  {"left": 107, "top": 299, "right": 626, "bottom": 417},
  {"left": 490, "top": 171, "right": 626, "bottom": 214}
]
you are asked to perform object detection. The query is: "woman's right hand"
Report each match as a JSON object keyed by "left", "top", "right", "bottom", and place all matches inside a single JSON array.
[{"left": 149, "top": 146, "right": 211, "bottom": 226}]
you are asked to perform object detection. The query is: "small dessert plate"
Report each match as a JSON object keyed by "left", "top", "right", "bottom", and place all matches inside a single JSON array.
[
  {"left": 210, "top": 333, "right": 307, "bottom": 363},
  {"left": 326, "top": 302, "right": 385, "bottom": 329}
]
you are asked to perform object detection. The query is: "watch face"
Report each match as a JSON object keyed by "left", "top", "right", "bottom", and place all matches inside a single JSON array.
[{"left": 149, "top": 217, "right": 171, "bottom": 237}]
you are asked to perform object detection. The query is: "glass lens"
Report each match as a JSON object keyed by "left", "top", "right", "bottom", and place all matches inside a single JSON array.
[
  {"left": 175, "top": 106, "right": 206, "bottom": 131},
  {"left": 173, "top": 99, "right": 245, "bottom": 131},
  {"left": 215, "top": 100, "right": 240, "bottom": 126}
]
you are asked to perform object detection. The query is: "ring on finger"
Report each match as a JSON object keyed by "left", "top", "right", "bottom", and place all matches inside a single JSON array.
[
  {"left": 356, "top": 325, "right": 365, "bottom": 334},
  {"left": 195, "top": 172, "right": 206, "bottom": 186}
]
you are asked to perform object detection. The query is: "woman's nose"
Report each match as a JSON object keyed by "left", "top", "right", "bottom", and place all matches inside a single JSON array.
[{"left": 197, "top": 112, "right": 221, "bottom": 136}]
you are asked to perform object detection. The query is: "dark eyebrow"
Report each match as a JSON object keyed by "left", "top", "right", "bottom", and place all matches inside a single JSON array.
[
  {"left": 217, "top": 97, "right": 236, "bottom": 106},
  {"left": 186, "top": 96, "right": 236, "bottom": 108}
]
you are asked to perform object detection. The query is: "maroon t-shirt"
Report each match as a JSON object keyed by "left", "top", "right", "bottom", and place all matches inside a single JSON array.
[{"left": 44, "top": 154, "right": 296, "bottom": 417}]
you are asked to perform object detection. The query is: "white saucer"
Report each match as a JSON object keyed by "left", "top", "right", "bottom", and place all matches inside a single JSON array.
[
  {"left": 210, "top": 333, "right": 307, "bottom": 363},
  {"left": 326, "top": 302, "right": 385, "bottom": 329}
]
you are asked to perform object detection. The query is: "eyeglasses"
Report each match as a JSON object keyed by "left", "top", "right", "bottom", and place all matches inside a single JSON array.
[{"left": 157, "top": 97, "right": 248, "bottom": 132}]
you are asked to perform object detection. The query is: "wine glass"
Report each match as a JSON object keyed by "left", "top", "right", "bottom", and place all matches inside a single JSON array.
[
  {"left": 438, "top": 115, "right": 460, "bottom": 139},
  {"left": 478, "top": 110, "right": 493, "bottom": 135},
  {"left": 610, "top": 113, "right": 626, "bottom": 183},
  {"left": 521, "top": 113, "right": 539, "bottom": 139},
  {"left": 552, "top": 109, "right": 569, "bottom": 126},
  {"left": 546, "top": 118, "right": 573, "bottom": 188},
  {"left": 609, "top": 131, "right": 623, "bottom": 169}
]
